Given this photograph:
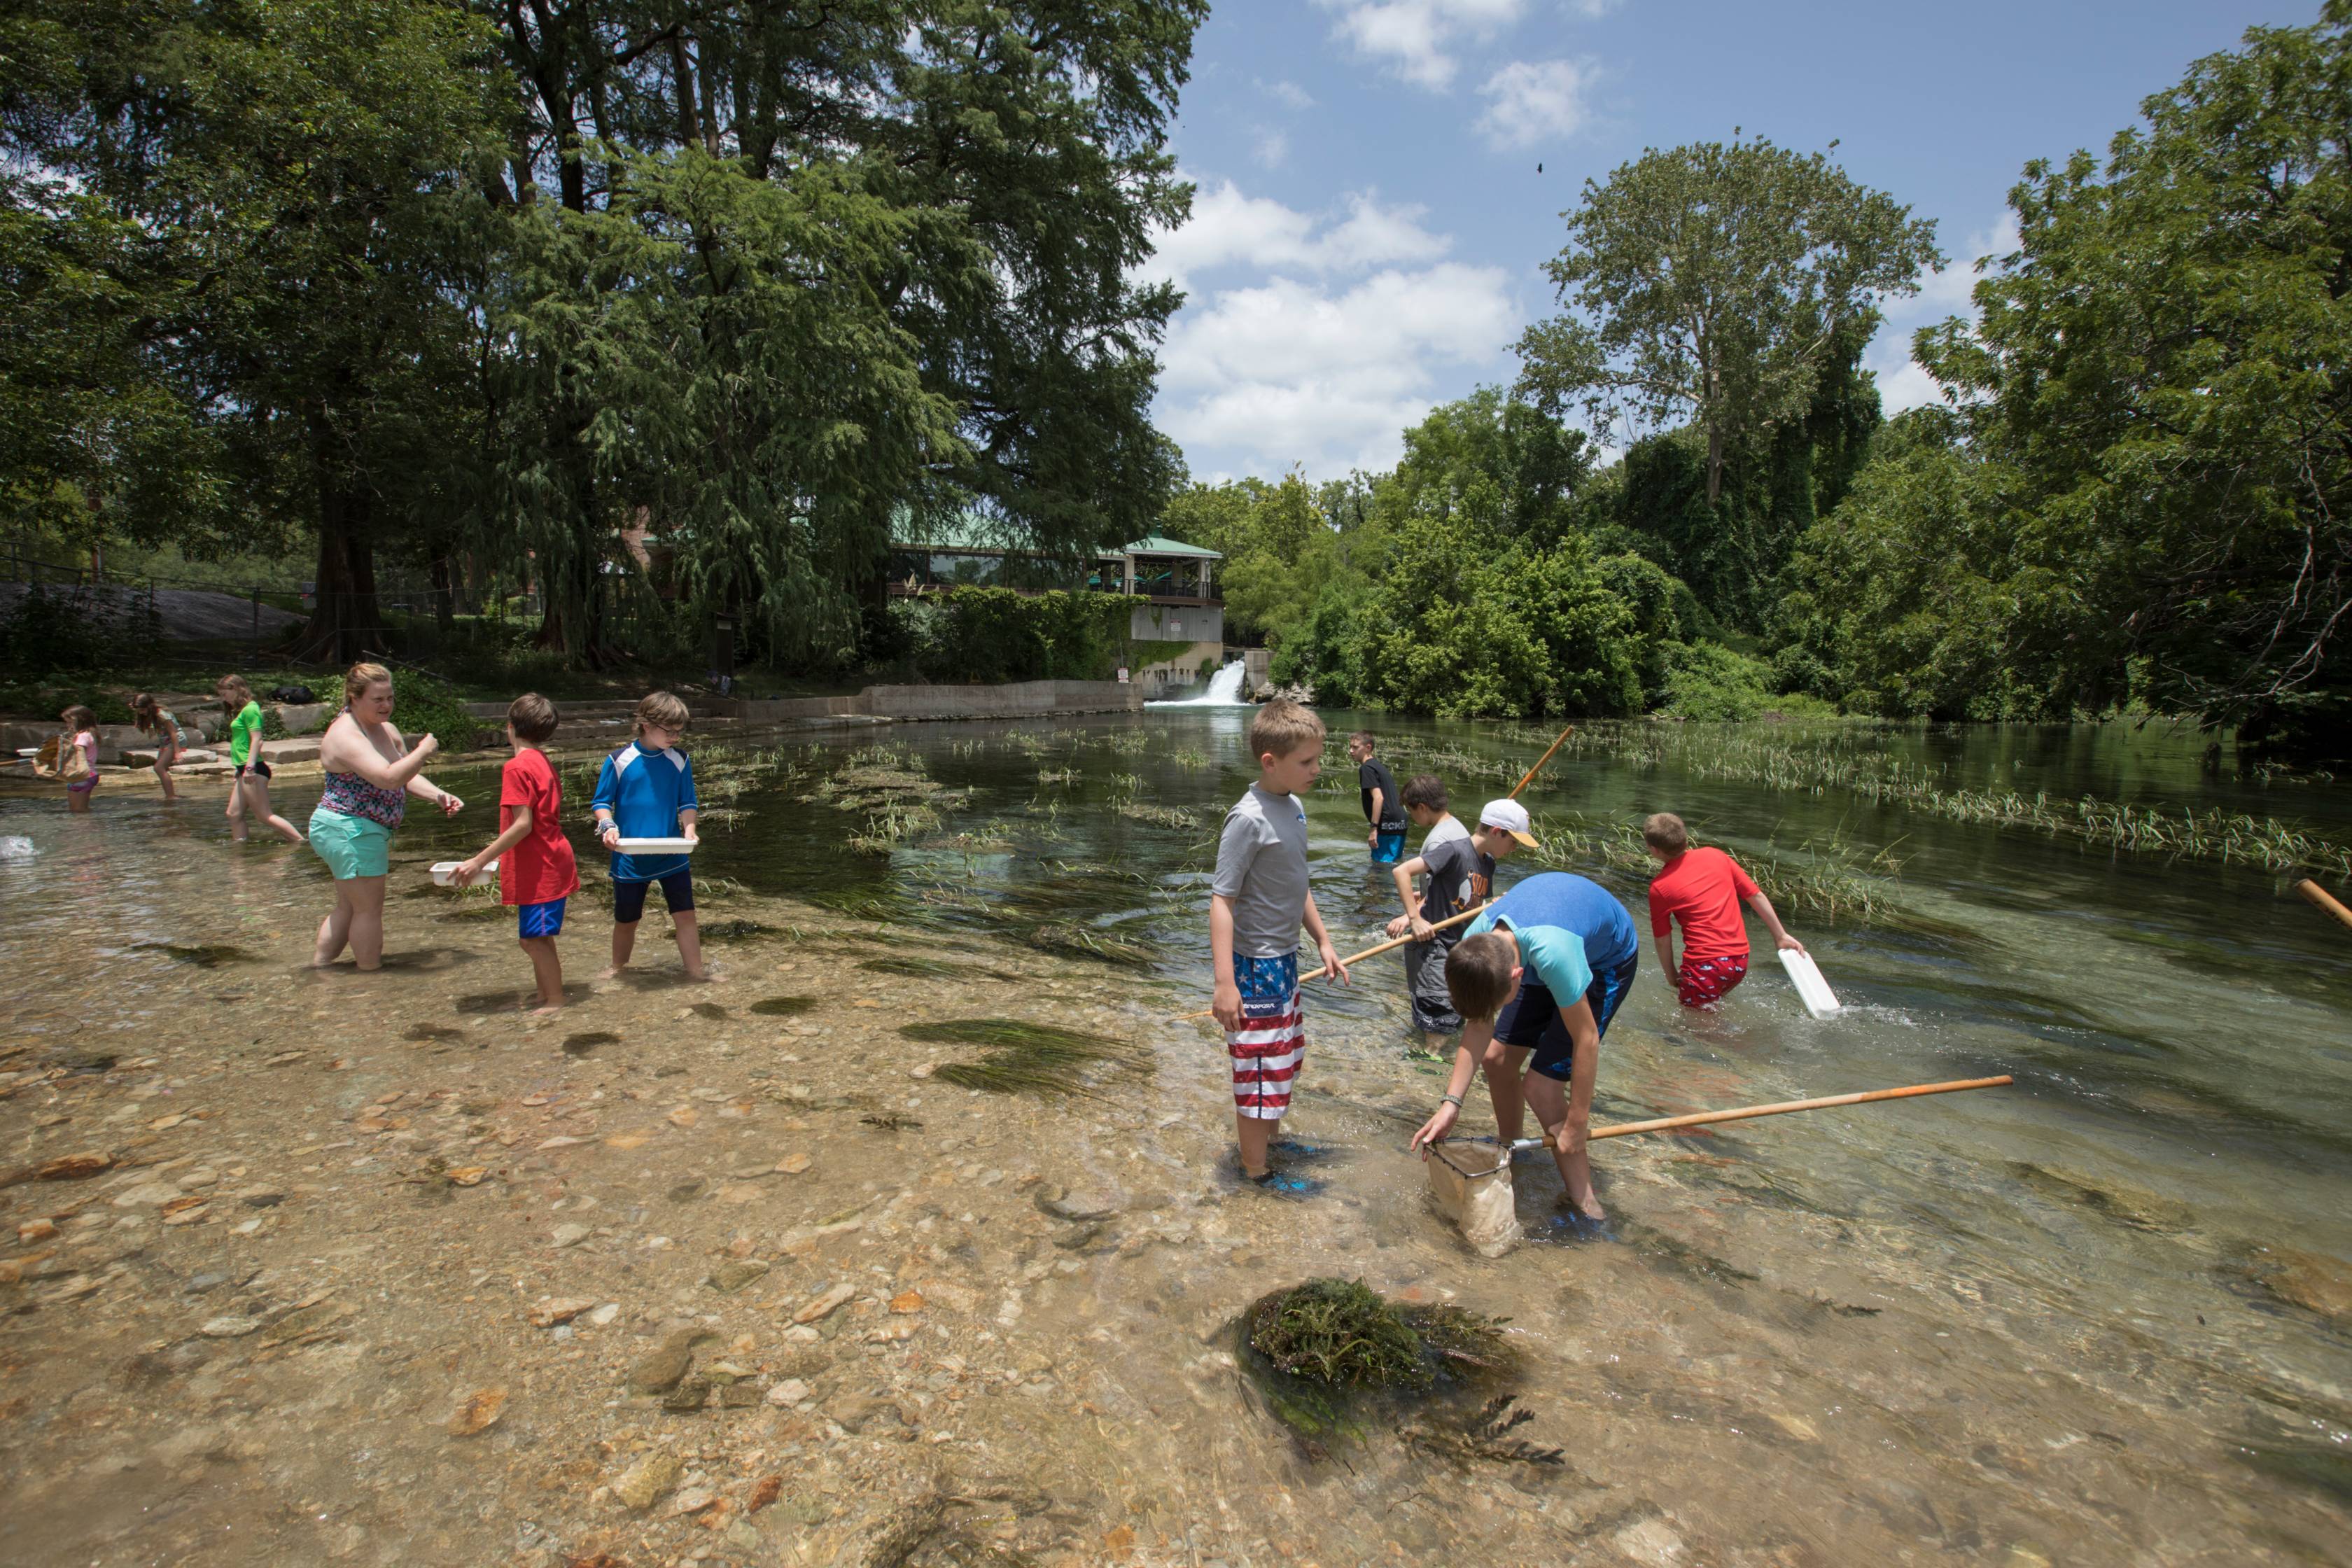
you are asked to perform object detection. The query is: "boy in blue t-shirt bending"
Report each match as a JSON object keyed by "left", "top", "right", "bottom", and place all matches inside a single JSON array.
[
  {"left": 589, "top": 691, "right": 706, "bottom": 981},
  {"left": 1408, "top": 870, "right": 1639, "bottom": 1220}
]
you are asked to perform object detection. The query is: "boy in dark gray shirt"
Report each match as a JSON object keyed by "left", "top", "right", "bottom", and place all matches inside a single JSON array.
[
  {"left": 1384, "top": 799, "right": 1536, "bottom": 1051},
  {"left": 1210, "top": 700, "right": 1348, "bottom": 1188}
]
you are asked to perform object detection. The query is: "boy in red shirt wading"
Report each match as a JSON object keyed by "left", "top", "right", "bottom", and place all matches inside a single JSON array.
[
  {"left": 454, "top": 694, "right": 580, "bottom": 1014},
  {"left": 1642, "top": 812, "right": 1805, "bottom": 1009}
]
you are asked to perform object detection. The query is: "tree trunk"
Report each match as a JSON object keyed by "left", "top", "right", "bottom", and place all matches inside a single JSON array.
[
  {"left": 428, "top": 550, "right": 458, "bottom": 631},
  {"left": 289, "top": 482, "right": 386, "bottom": 664},
  {"left": 1705, "top": 421, "right": 1725, "bottom": 508}
]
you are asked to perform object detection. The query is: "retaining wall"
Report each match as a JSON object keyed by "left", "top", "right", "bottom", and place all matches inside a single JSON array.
[{"left": 730, "top": 680, "right": 1139, "bottom": 724}]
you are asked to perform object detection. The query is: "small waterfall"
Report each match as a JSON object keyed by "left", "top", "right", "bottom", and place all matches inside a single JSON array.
[{"left": 1148, "top": 658, "right": 1252, "bottom": 707}]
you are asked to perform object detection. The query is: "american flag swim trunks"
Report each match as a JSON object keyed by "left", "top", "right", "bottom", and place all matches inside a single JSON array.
[{"left": 1225, "top": 951, "right": 1303, "bottom": 1120}]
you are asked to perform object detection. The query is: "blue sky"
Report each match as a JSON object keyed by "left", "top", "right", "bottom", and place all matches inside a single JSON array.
[{"left": 1144, "top": 0, "right": 2314, "bottom": 483}]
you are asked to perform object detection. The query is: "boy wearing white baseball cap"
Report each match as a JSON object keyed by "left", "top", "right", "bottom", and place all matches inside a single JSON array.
[{"left": 1383, "top": 799, "right": 1538, "bottom": 1052}]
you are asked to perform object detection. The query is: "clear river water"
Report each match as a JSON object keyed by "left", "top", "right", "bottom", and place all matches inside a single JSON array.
[{"left": 0, "top": 710, "right": 2346, "bottom": 1565}]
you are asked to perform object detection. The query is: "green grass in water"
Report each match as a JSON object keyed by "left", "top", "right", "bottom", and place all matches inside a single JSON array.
[
  {"left": 1021, "top": 921, "right": 1158, "bottom": 966},
  {"left": 1246, "top": 1278, "right": 1513, "bottom": 1392},
  {"left": 859, "top": 956, "right": 1021, "bottom": 981},
  {"left": 132, "top": 943, "right": 254, "bottom": 967},
  {"left": 899, "top": 1018, "right": 1150, "bottom": 1098},
  {"left": 748, "top": 996, "right": 818, "bottom": 1016}
]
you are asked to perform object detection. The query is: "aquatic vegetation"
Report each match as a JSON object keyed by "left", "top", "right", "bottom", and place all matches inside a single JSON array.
[
  {"left": 748, "top": 996, "right": 818, "bottom": 1016},
  {"left": 1525, "top": 811, "right": 1909, "bottom": 926},
  {"left": 861, "top": 1112, "right": 923, "bottom": 1130},
  {"left": 849, "top": 799, "right": 943, "bottom": 855},
  {"left": 1102, "top": 770, "right": 1144, "bottom": 797},
  {"left": 132, "top": 942, "right": 255, "bottom": 967},
  {"left": 1022, "top": 920, "right": 1158, "bottom": 965},
  {"left": 1551, "top": 723, "right": 2352, "bottom": 876},
  {"left": 700, "top": 918, "right": 776, "bottom": 941},
  {"left": 858, "top": 956, "right": 1020, "bottom": 981},
  {"left": 1244, "top": 1278, "right": 1513, "bottom": 1390},
  {"left": 1399, "top": 1395, "right": 1566, "bottom": 1469},
  {"left": 1119, "top": 802, "right": 1199, "bottom": 829},
  {"left": 561, "top": 1030, "right": 617, "bottom": 1055},
  {"left": 1035, "top": 767, "right": 1079, "bottom": 785},
  {"left": 401, "top": 1023, "right": 465, "bottom": 1043},
  {"left": 1101, "top": 727, "right": 1152, "bottom": 755},
  {"left": 1168, "top": 746, "right": 1210, "bottom": 767},
  {"left": 899, "top": 1017, "right": 1150, "bottom": 1097}
]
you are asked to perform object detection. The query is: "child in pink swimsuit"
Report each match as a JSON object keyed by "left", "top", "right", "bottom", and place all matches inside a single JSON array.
[{"left": 57, "top": 705, "right": 100, "bottom": 812}]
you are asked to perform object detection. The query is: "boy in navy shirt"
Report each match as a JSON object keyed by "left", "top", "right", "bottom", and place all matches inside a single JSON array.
[{"left": 589, "top": 691, "right": 706, "bottom": 980}]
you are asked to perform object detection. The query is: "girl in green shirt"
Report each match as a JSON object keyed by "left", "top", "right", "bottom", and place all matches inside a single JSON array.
[{"left": 215, "top": 675, "right": 302, "bottom": 844}]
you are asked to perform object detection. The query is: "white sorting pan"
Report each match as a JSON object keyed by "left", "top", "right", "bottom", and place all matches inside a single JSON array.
[
  {"left": 1779, "top": 948, "right": 1842, "bottom": 1018},
  {"left": 430, "top": 859, "right": 497, "bottom": 888},
  {"left": 612, "top": 837, "right": 696, "bottom": 855}
]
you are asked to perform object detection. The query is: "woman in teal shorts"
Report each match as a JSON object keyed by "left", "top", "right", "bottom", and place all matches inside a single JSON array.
[{"left": 310, "top": 662, "right": 463, "bottom": 970}]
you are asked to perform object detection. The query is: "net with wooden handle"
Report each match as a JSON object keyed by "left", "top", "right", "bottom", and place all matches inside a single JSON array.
[{"left": 2297, "top": 878, "right": 2352, "bottom": 932}]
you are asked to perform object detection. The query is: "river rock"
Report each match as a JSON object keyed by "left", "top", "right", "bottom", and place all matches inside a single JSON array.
[
  {"left": 112, "top": 1182, "right": 180, "bottom": 1210},
  {"left": 765, "top": 1378, "right": 812, "bottom": 1407},
  {"left": 706, "top": 1260, "right": 770, "bottom": 1294},
  {"left": 625, "top": 1331, "right": 700, "bottom": 1393},
  {"left": 2253, "top": 1247, "right": 2352, "bottom": 1322},
  {"left": 612, "top": 1452, "right": 682, "bottom": 1511},
  {"left": 827, "top": 1392, "right": 904, "bottom": 1434},
  {"left": 550, "top": 1222, "right": 590, "bottom": 1248},
  {"left": 200, "top": 1316, "right": 261, "bottom": 1338},
  {"left": 792, "top": 1282, "right": 857, "bottom": 1324}
]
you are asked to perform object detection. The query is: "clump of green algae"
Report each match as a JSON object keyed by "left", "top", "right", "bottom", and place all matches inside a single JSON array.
[
  {"left": 1246, "top": 1278, "right": 1511, "bottom": 1390},
  {"left": 898, "top": 1018, "right": 1150, "bottom": 1098},
  {"left": 1238, "top": 1278, "right": 1524, "bottom": 1451}
]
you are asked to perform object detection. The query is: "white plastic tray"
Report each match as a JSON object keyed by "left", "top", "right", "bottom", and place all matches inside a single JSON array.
[
  {"left": 430, "top": 859, "right": 497, "bottom": 887},
  {"left": 1778, "top": 948, "right": 1842, "bottom": 1019},
  {"left": 612, "top": 837, "right": 696, "bottom": 855}
]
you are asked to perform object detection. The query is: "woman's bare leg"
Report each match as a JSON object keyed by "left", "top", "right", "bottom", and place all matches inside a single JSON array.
[
  {"left": 348, "top": 876, "right": 386, "bottom": 970},
  {"left": 315, "top": 884, "right": 355, "bottom": 966},
  {"left": 246, "top": 778, "right": 302, "bottom": 844}
]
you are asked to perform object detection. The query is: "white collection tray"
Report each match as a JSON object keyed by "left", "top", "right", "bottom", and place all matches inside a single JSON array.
[
  {"left": 612, "top": 837, "right": 696, "bottom": 855},
  {"left": 1778, "top": 948, "right": 1842, "bottom": 1019},
  {"left": 430, "top": 859, "right": 498, "bottom": 887}
]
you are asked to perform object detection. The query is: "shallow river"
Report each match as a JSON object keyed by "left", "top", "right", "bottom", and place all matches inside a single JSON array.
[{"left": 1, "top": 712, "right": 2346, "bottom": 1565}]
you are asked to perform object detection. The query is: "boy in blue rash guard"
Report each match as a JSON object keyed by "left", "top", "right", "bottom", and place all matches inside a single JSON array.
[
  {"left": 1408, "top": 870, "right": 1639, "bottom": 1220},
  {"left": 589, "top": 691, "right": 707, "bottom": 981}
]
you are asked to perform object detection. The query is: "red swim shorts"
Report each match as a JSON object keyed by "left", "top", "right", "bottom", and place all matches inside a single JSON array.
[{"left": 1675, "top": 952, "right": 1749, "bottom": 1009}]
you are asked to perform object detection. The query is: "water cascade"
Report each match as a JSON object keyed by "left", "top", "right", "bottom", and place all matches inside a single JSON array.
[{"left": 1149, "top": 658, "right": 1252, "bottom": 707}]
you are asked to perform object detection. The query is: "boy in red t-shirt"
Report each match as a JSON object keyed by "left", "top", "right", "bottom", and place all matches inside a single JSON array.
[
  {"left": 454, "top": 694, "right": 580, "bottom": 1014},
  {"left": 1642, "top": 812, "right": 1805, "bottom": 1009}
]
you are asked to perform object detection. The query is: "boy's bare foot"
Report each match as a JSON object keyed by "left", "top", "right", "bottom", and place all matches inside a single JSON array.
[
  {"left": 530, "top": 1001, "right": 563, "bottom": 1016},
  {"left": 595, "top": 965, "right": 622, "bottom": 981}
]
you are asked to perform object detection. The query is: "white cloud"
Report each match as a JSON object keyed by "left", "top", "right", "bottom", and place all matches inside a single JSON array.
[
  {"left": 1315, "top": 0, "right": 1528, "bottom": 90},
  {"left": 1262, "top": 78, "right": 1317, "bottom": 111},
  {"left": 1142, "top": 178, "right": 1518, "bottom": 476},
  {"left": 1142, "top": 180, "right": 1450, "bottom": 290},
  {"left": 1476, "top": 58, "right": 1596, "bottom": 149},
  {"left": 1866, "top": 213, "right": 2021, "bottom": 416},
  {"left": 1565, "top": 0, "right": 1620, "bottom": 15},
  {"left": 1254, "top": 130, "right": 1291, "bottom": 169},
  {"left": 1159, "top": 262, "right": 1518, "bottom": 476}
]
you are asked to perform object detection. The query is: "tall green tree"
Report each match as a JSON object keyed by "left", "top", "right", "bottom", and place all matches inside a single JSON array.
[
  {"left": 477, "top": 0, "right": 1203, "bottom": 662},
  {"left": 3, "top": 0, "right": 507, "bottom": 659},
  {"left": 1903, "top": 2, "right": 2352, "bottom": 748},
  {"left": 1517, "top": 136, "right": 1940, "bottom": 510}
]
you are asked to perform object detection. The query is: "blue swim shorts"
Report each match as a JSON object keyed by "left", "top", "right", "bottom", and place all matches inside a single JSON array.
[
  {"left": 1494, "top": 953, "right": 1639, "bottom": 1082},
  {"left": 518, "top": 898, "right": 567, "bottom": 939},
  {"left": 1371, "top": 828, "right": 1408, "bottom": 864}
]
